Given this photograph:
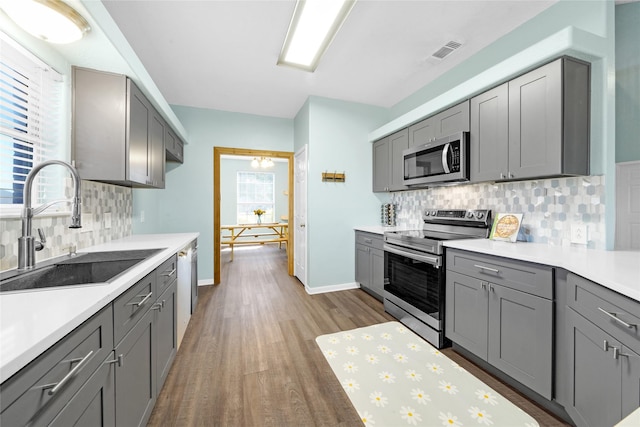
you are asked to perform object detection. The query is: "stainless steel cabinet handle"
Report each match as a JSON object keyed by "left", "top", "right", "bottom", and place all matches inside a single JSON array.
[
  {"left": 152, "top": 300, "right": 166, "bottom": 312},
  {"left": 603, "top": 340, "right": 612, "bottom": 352},
  {"left": 480, "top": 282, "right": 487, "bottom": 291},
  {"left": 597, "top": 307, "right": 637, "bottom": 329},
  {"left": 474, "top": 264, "right": 500, "bottom": 274},
  {"left": 127, "top": 291, "right": 153, "bottom": 307},
  {"left": 43, "top": 350, "right": 94, "bottom": 395},
  {"left": 613, "top": 347, "right": 630, "bottom": 359},
  {"left": 489, "top": 284, "right": 495, "bottom": 292},
  {"left": 508, "top": 172, "right": 514, "bottom": 179},
  {"left": 500, "top": 173, "right": 505, "bottom": 179},
  {"left": 106, "top": 354, "right": 124, "bottom": 367},
  {"left": 161, "top": 268, "right": 177, "bottom": 277}
]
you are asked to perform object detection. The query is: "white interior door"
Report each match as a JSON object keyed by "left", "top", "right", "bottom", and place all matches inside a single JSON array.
[{"left": 294, "top": 145, "right": 308, "bottom": 286}]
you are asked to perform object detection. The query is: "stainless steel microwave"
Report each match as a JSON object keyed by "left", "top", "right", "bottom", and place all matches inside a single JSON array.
[{"left": 403, "top": 132, "right": 470, "bottom": 187}]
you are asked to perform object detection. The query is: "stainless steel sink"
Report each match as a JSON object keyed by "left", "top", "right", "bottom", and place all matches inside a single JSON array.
[{"left": 0, "top": 249, "right": 163, "bottom": 293}]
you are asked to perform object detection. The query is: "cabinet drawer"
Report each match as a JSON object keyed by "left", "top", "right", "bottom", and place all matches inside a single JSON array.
[
  {"left": 113, "top": 271, "right": 156, "bottom": 345},
  {"left": 356, "top": 232, "right": 383, "bottom": 250},
  {"left": 156, "top": 254, "right": 177, "bottom": 297},
  {"left": 446, "top": 249, "right": 553, "bottom": 299},
  {"left": 0, "top": 306, "right": 113, "bottom": 427},
  {"left": 567, "top": 272, "right": 640, "bottom": 355}
]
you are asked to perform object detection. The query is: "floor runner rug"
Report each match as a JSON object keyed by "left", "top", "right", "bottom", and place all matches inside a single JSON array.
[{"left": 316, "top": 321, "right": 539, "bottom": 427}]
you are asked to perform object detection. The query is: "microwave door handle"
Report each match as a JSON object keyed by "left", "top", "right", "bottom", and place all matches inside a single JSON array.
[{"left": 441, "top": 143, "right": 451, "bottom": 174}]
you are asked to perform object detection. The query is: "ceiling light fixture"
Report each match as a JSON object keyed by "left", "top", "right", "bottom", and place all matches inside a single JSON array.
[
  {"left": 251, "top": 157, "right": 274, "bottom": 169},
  {"left": 278, "top": 0, "right": 356, "bottom": 72},
  {"left": 0, "top": 0, "right": 91, "bottom": 44}
]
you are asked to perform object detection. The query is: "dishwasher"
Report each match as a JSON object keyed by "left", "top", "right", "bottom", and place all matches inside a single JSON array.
[{"left": 177, "top": 240, "right": 198, "bottom": 349}]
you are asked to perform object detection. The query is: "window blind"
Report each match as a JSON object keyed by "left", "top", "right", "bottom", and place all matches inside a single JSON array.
[{"left": 0, "top": 34, "right": 64, "bottom": 207}]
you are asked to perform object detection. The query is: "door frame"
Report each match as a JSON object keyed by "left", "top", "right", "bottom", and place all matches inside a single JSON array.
[{"left": 213, "top": 146, "right": 294, "bottom": 284}]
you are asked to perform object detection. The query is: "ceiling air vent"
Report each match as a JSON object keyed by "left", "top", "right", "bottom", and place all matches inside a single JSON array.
[{"left": 431, "top": 41, "right": 462, "bottom": 60}]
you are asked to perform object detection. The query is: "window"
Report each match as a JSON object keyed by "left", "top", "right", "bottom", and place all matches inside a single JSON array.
[
  {"left": 0, "top": 34, "right": 64, "bottom": 210},
  {"left": 237, "top": 171, "right": 275, "bottom": 223}
]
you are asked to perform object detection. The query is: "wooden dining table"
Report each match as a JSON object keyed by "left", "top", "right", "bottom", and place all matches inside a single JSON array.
[{"left": 220, "top": 223, "right": 288, "bottom": 261}]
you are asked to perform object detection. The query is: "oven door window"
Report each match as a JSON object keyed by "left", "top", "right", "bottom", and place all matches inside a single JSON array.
[{"left": 385, "top": 251, "right": 444, "bottom": 320}]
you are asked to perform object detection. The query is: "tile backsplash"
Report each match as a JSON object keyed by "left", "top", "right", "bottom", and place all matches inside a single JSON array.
[
  {"left": 0, "top": 181, "right": 132, "bottom": 271},
  {"left": 390, "top": 175, "right": 606, "bottom": 249}
]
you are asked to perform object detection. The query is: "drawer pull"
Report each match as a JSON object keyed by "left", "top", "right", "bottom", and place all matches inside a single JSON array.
[
  {"left": 364, "top": 238, "right": 373, "bottom": 244},
  {"left": 105, "top": 354, "right": 124, "bottom": 367},
  {"left": 612, "top": 347, "right": 631, "bottom": 360},
  {"left": 152, "top": 300, "right": 165, "bottom": 312},
  {"left": 597, "top": 307, "right": 637, "bottom": 329},
  {"left": 127, "top": 291, "right": 153, "bottom": 307},
  {"left": 603, "top": 339, "right": 613, "bottom": 352},
  {"left": 161, "top": 268, "right": 177, "bottom": 277},
  {"left": 43, "top": 350, "right": 94, "bottom": 395},
  {"left": 474, "top": 264, "right": 500, "bottom": 274}
]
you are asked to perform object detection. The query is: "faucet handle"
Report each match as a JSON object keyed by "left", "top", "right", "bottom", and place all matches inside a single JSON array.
[{"left": 35, "top": 228, "right": 46, "bottom": 251}]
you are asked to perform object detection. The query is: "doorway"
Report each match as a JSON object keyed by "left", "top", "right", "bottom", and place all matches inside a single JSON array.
[{"left": 213, "top": 147, "right": 294, "bottom": 284}]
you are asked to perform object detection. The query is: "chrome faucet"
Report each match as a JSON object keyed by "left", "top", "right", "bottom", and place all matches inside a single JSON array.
[{"left": 18, "top": 160, "right": 82, "bottom": 270}]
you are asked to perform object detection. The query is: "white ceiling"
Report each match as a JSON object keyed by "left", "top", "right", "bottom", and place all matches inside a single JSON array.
[{"left": 102, "top": 0, "right": 557, "bottom": 119}]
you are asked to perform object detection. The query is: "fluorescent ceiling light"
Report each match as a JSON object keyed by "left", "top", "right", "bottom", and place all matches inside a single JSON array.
[
  {"left": 0, "top": 0, "right": 90, "bottom": 44},
  {"left": 278, "top": 0, "right": 356, "bottom": 72}
]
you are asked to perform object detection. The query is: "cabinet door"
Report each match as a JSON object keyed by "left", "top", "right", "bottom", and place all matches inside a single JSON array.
[
  {"left": 50, "top": 354, "right": 116, "bottom": 427},
  {"left": 445, "top": 271, "right": 489, "bottom": 358},
  {"left": 370, "top": 247, "right": 385, "bottom": 300},
  {"left": 388, "top": 128, "right": 408, "bottom": 191},
  {"left": 408, "top": 117, "right": 436, "bottom": 147},
  {"left": 566, "top": 308, "right": 622, "bottom": 427},
  {"left": 487, "top": 284, "right": 553, "bottom": 399},
  {"left": 470, "top": 83, "right": 509, "bottom": 182},
  {"left": 622, "top": 345, "right": 640, "bottom": 421},
  {"left": 508, "top": 59, "right": 563, "bottom": 180},
  {"left": 149, "top": 112, "right": 165, "bottom": 188},
  {"left": 355, "top": 243, "right": 371, "bottom": 289},
  {"left": 128, "top": 81, "right": 152, "bottom": 185},
  {"left": 432, "top": 100, "right": 470, "bottom": 138},
  {"left": 115, "top": 309, "right": 156, "bottom": 427},
  {"left": 155, "top": 281, "right": 177, "bottom": 395},
  {"left": 372, "top": 137, "right": 390, "bottom": 192}
]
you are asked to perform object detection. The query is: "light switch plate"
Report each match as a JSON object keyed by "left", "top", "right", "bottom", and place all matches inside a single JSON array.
[{"left": 570, "top": 224, "right": 588, "bottom": 245}]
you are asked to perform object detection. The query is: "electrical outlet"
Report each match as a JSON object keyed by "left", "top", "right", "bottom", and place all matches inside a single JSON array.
[
  {"left": 570, "top": 224, "right": 588, "bottom": 245},
  {"left": 104, "top": 212, "right": 112, "bottom": 229}
]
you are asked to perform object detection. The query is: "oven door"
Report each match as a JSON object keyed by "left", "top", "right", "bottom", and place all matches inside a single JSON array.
[{"left": 383, "top": 243, "right": 444, "bottom": 331}]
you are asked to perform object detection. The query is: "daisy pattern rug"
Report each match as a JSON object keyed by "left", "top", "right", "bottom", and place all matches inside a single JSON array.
[{"left": 316, "top": 322, "right": 539, "bottom": 427}]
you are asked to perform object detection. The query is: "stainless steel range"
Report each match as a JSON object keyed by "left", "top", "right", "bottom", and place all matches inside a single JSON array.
[{"left": 383, "top": 209, "right": 492, "bottom": 348}]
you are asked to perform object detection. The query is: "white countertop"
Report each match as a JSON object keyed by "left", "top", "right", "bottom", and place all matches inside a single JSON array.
[
  {"left": 443, "top": 239, "right": 640, "bottom": 302},
  {"left": 616, "top": 406, "right": 640, "bottom": 427},
  {"left": 0, "top": 233, "right": 198, "bottom": 384},
  {"left": 354, "top": 225, "right": 409, "bottom": 234}
]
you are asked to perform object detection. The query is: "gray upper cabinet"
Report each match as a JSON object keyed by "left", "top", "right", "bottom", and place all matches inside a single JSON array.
[
  {"left": 165, "top": 126, "right": 184, "bottom": 163},
  {"left": 470, "top": 83, "right": 509, "bottom": 182},
  {"left": 470, "top": 57, "right": 590, "bottom": 183},
  {"left": 409, "top": 101, "right": 470, "bottom": 147},
  {"left": 73, "top": 67, "right": 167, "bottom": 188},
  {"left": 372, "top": 128, "right": 408, "bottom": 192}
]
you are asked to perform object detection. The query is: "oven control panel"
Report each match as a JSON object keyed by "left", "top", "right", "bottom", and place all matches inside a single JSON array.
[{"left": 423, "top": 209, "right": 492, "bottom": 226}]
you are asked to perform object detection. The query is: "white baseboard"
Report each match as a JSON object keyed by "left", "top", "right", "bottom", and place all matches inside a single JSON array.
[
  {"left": 305, "top": 281, "right": 360, "bottom": 295},
  {"left": 198, "top": 278, "right": 214, "bottom": 286}
]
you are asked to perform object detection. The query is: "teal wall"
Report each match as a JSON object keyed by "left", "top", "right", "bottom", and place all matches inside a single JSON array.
[
  {"left": 302, "top": 97, "right": 389, "bottom": 288},
  {"left": 219, "top": 158, "right": 289, "bottom": 225},
  {"left": 615, "top": 2, "right": 640, "bottom": 163},
  {"left": 132, "top": 106, "right": 293, "bottom": 281}
]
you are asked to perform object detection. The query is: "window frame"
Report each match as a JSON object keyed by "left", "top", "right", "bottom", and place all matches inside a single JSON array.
[{"left": 236, "top": 170, "right": 276, "bottom": 224}]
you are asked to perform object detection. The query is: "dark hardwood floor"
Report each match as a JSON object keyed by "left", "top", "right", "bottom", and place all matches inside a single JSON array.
[{"left": 148, "top": 245, "right": 569, "bottom": 427}]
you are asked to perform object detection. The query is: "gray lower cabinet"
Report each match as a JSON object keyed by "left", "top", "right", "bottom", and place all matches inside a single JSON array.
[
  {"left": 0, "top": 252, "right": 183, "bottom": 427},
  {"left": 372, "top": 128, "right": 408, "bottom": 192},
  {"left": 470, "top": 56, "right": 590, "bottom": 183},
  {"left": 563, "top": 272, "right": 640, "bottom": 427},
  {"left": 355, "top": 232, "right": 384, "bottom": 300},
  {"left": 445, "top": 249, "right": 554, "bottom": 399},
  {"left": 155, "top": 280, "right": 178, "bottom": 394},
  {"left": 0, "top": 306, "right": 114, "bottom": 427},
  {"left": 49, "top": 353, "right": 116, "bottom": 427},
  {"left": 408, "top": 100, "right": 470, "bottom": 147}
]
